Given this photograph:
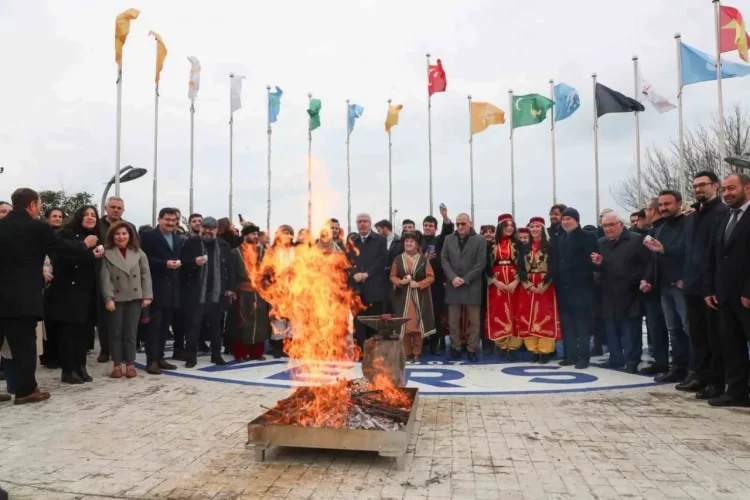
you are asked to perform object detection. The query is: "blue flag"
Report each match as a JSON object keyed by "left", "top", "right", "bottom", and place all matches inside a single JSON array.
[
  {"left": 681, "top": 42, "right": 750, "bottom": 87},
  {"left": 268, "top": 86, "right": 283, "bottom": 123},
  {"left": 347, "top": 103, "right": 364, "bottom": 134},
  {"left": 553, "top": 83, "right": 580, "bottom": 122}
]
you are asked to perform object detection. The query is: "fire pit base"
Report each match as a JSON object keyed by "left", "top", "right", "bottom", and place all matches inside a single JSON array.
[{"left": 246, "top": 388, "right": 419, "bottom": 471}]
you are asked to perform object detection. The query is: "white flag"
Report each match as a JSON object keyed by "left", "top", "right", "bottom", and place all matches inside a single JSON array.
[
  {"left": 230, "top": 73, "right": 245, "bottom": 113},
  {"left": 640, "top": 78, "right": 676, "bottom": 114},
  {"left": 187, "top": 56, "right": 201, "bottom": 103}
]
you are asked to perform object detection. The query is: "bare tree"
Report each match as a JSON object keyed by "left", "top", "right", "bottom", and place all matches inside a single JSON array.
[{"left": 611, "top": 104, "right": 750, "bottom": 211}]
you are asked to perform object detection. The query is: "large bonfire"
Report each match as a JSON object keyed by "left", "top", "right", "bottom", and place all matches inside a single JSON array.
[{"left": 243, "top": 224, "right": 412, "bottom": 430}]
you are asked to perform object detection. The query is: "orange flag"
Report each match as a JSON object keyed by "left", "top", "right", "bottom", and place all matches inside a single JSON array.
[
  {"left": 148, "top": 31, "right": 168, "bottom": 83},
  {"left": 470, "top": 102, "right": 505, "bottom": 135},
  {"left": 720, "top": 5, "right": 749, "bottom": 62},
  {"left": 385, "top": 104, "right": 403, "bottom": 132},
  {"left": 114, "top": 8, "right": 140, "bottom": 66}
]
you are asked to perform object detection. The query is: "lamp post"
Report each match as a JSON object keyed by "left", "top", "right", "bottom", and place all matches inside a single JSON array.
[
  {"left": 100, "top": 165, "right": 147, "bottom": 215},
  {"left": 724, "top": 153, "right": 750, "bottom": 172}
]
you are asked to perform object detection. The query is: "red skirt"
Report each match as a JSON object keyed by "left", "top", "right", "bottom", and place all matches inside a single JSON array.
[
  {"left": 486, "top": 264, "right": 519, "bottom": 341},
  {"left": 516, "top": 274, "right": 560, "bottom": 340}
]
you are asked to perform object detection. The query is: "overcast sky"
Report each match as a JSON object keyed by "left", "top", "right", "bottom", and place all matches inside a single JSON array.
[{"left": 1, "top": 0, "right": 747, "bottom": 232}]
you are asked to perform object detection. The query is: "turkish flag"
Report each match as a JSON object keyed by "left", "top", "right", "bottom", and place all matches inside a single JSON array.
[{"left": 428, "top": 59, "right": 447, "bottom": 96}]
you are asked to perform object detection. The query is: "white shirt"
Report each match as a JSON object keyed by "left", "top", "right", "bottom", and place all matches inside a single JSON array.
[{"left": 386, "top": 233, "right": 395, "bottom": 250}]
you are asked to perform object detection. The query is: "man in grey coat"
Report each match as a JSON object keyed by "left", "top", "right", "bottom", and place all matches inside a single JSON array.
[{"left": 441, "top": 213, "right": 487, "bottom": 362}]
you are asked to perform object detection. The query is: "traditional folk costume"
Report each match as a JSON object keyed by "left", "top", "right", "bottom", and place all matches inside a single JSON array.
[
  {"left": 389, "top": 233, "right": 436, "bottom": 361},
  {"left": 516, "top": 217, "right": 560, "bottom": 363},
  {"left": 486, "top": 214, "right": 527, "bottom": 359}
]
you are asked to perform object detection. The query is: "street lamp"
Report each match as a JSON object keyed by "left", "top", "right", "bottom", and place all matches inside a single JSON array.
[
  {"left": 724, "top": 153, "right": 750, "bottom": 172},
  {"left": 100, "top": 165, "right": 147, "bottom": 215}
]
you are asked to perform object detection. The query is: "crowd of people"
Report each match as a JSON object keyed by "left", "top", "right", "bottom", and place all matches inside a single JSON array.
[{"left": 0, "top": 170, "right": 749, "bottom": 409}]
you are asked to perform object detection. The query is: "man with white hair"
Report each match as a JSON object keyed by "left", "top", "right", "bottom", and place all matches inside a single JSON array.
[{"left": 591, "top": 212, "right": 651, "bottom": 373}]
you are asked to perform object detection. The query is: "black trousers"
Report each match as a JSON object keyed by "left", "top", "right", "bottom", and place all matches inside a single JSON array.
[
  {"left": 561, "top": 306, "right": 592, "bottom": 363},
  {"left": 147, "top": 307, "right": 173, "bottom": 365},
  {"left": 172, "top": 309, "right": 186, "bottom": 351},
  {"left": 686, "top": 294, "right": 724, "bottom": 387},
  {"left": 42, "top": 320, "right": 59, "bottom": 364},
  {"left": 719, "top": 301, "right": 750, "bottom": 399},
  {"left": 185, "top": 303, "right": 222, "bottom": 359},
  {"left": 354, "top": 302, "right": 384, "bottom": 350},
  {"left": 52, "top": 321, "right": 91, "bottom": 375},
  {"left": 0, "top": 317, "right": 39, "bottom": 398}
]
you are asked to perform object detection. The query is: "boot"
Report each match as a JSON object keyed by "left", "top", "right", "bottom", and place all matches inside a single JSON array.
[
  {"left": 61, "top": 372, "right": 84, "bottom": 385},
  {"left": 78, "top": 365, "right": 93, "bottom": 383}
]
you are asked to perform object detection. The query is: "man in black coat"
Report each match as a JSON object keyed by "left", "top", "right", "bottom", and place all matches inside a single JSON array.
[
  {"left": 180, "top": 217, "right": 235, "bottom": 367},
  {"left": 420, "top": 206, "right": 454, "bottom": 355},
  {"left": 592, "top": 212, "right": 650, "bottom": 373},
  {"left": 349, "top": 213, "right": 388, "bottom": 350},
  {"left": 0, "top": 188, "right": 97, "bottom": 404},
  {"left": 704, "top": 173, "right": 750, "bottom": 407},
  {"left": 682, "top": 171, "right": 729, "bottom": 399},
  {"left": 140, "top": 207, "right": 182, "bottom": 375},
  {"left": 555, "top": 207, "right": 598, "bottom": 369}
]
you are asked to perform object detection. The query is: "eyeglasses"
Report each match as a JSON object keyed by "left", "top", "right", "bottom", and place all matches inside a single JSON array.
[
  {"left": 693, "top": 182, "right": 715, "bottom": 189},
  {"left": 456, "top": 222, "right": 468, "bottom": 226}
]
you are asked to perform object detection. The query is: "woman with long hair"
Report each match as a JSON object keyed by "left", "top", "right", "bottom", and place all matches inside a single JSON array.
[
  {"left": 45, "top": 205, "right": 105, "bottom": 384},
  {"left": 101, "top": 222, "right": 153, "bottom": 378},
  {"left": 485, "top": 213, "right": 526, "bottom": 360},
  {"left": 516, "top": 217, "right": 560, "bottom": 364}
]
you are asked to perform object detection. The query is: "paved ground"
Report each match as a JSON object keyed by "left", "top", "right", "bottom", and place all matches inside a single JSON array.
[{"left": 2, "top": 357, "right": 750, "bottom": 500}]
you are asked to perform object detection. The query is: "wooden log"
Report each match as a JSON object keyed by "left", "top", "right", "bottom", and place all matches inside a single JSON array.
[{"left": 362, "top": 338, "right": 406, "bottom": 388}]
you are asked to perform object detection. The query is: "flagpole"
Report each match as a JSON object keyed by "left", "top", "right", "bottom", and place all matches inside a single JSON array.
[
  {"left": 189, "top": 100, "right": 195, "bottom": 215},
  {"left": 426, "top": 52, "right": 434, "bottom": 216},
  {"left": 714, "top": 0, "right": 726, "bottom": 178},
  {"left": 266, "top": 85, "right": 272, "bottom": 234},
  {"left": 387, "top": 98, "right": 393, "bottom": 222},
  {"left": 307, "top": 92, "right": 313, "bottom": 232},
  {"left": 115, "top": 65, "right": 123, "bottom": 197},
  {"left": 229, "top": 74, "right": 234, "bottom": 222},
  {"left": 509, "top": 89, "right": 515, "bottom": 219},
  {"left": 633, "top": 55, "right": 642, "bottom": 209},
  {"left": 676, "top": 33, "right": 686, "bottom": 199},
  {"left": 152, "top": 40, "right": 160, "bottom": 226},
  {"left": 550, "top": 79, "right": 557, "bottom": 205},
  {"left": 593, "top": 73, "right": 600, "bottom": 217},
  {"left": 346, "top": 99, "right": 352, "bottom": 234},
  {"left": 468, "top": 95, "right": 475, "bottom": 222}
]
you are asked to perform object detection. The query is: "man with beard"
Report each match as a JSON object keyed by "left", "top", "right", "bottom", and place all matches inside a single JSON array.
[
  {"left": 420, "top": 205, "right": 454, "bottom": 355},
  {"left": 548, "top": 204, "right": 567, "bottom": 242},
  {"left": 704, "top": 173, "right": 750, "bottom": 407},
  {"left": 188, "top": 213, "right": 203, "bottom": 237},
  {"left": 181, "top": 217, "right": 235, "bottom": 367}
]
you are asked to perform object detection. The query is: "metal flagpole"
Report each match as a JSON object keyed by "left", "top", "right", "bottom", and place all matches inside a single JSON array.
[
  {"left": 266, "top": 85, "right": 272, "bottom": 234},
  {"left": 229, "top": 74, "right": 234, "bottom": 222},
  {"left": 714, "top": 0, "right": 727, "bottom": 178},
  {"left": 468, "top": 95, "right": 475, "bottom": 222},
  {"left": 307, "top": 92, "right": 313, "bottom": 232},
  {"left": 633, "top": 55, "right": 642, "bottom": 209},
  {"left": 509, "top": 89, "right": 516, "bottom": 219},
  {"left": 115, "top": 65, "right": 123, "bottom": 197},
  {"left": 676, "top": 33, "right": 686, "bottom": 199},
  {"left": 550, "top": 79, "right": 557, "bottom": 205},
  {"left": 593, "top": 73, "right": 601, "bottom": 217},
  {"left": 189, "top": 99, "right": 195, "bottom": 215},
  {"left": 426, "top": 53, "right": 434, "bottom": 215},
  {"left": 346, "top": 99, "right": 352, "bottom": 234},
  {"left": 152, "top": 40, "right": 160, "bottom": 226},
  {"left": 387, "top": 98, "right": 393, "bottom": 221}
]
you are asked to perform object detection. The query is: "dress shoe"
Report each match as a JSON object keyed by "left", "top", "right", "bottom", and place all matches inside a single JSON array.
[
  {"left": 61, "top": 372, "right": 85, "bottom": 385},
  {"left": 654, "top": 367, "right": 687, "bottom": 384},
  {"left": 185, "top": 359, "right": 197, "bottom": 369},
  {"left": 538, "top": 354, "right": 550, "bottom": 365},
  {"left": 97, "top": 354, "right": 110, "bottom": 363},
  {"left": 0, "top": 394, "right": 11, "bottom": 403},
  {"left": 448, "top": 348, "right": 462, "bottom": 361},
  {"left": 78, "top": 365, "right": 93, "bottom": 382},
  {"left": 599, "top": 361, "right": 624, "bottom": 370},
  {"left": 708, "top": 394, "right": 750, "bottom": 407},
  {"left": 146, "top": 362, "right": 162, "bottom": 375},
  {"left": 171, "top": 349, "right": 187, "bottom": 361},
  {"left": 43, "top": 361, "right": 60, "bottom": 370},
  {"left": 14, "top": 388, "right": 50, "bottom": 405},
  {"left": 211, "top": 356, "right": 227, "bottom": 366},
  {"left": 468, "top": 352, "right": 478, "bottom": 362},
  {"left": 625, "top": 365, "right": 639, "bottom": 375},
  {"left": 676, "top": 378, "right": 704, "bottom": 392},
  {"left": 125, "top": 365, "right": 137, "bottom": 378},
  {"left": 575, "top": 360, "right": 590, "bottom": 370},
  {"left": 559, "top": 359, "right": 577, "bottom": 367},
  {"left": 638, "top": 364, "right": 669, "bottom": 376},
  {"left": 158, "top": 360, "right": 177, "bottom": 370},
  {"left": 696, "top": 385, "right": 723, "bottom": 400},
  {"left": 529, "top": 354, "right": 540, "bottom": 363},
  {"left": 110, "top": 365, "right": 123, "bottom": 379}
]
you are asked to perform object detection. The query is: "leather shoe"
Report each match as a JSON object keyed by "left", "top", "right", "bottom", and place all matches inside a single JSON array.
[
  {"left": 61, "top": 372, "right": 85, "bottom": 385},
  {"left": 675, "top": 378, "right": 704, "bottom": 392},
  {"left": 146, "top": 362, "right": 161, "bottom": 375},
  {"left": 638, "top": 364, "right": 669, "bottom": 376},
  {"left": 696, "top": 385, "right": 724, "bottom": 400},
  {"left": 530, "top": 354, "right": 540, "bottom": 363},
  {"left": 538, "top": 354, "right": 551, "bottom": 365},
  {"left": 0, "top": 394, "right": 11, "bottom": 403},
  {"left": 185, "top": 359, "right": 197, "bottom": 369},
  {"left": 575, "top": 360, "right": 590, "bottom": 369},
  {"left": 654, "top": 367, "right": 687, "bottom": 384},
  {"left": 625, "top": 365, "right": 639, "bottom": 375},
  {"left": 158, "top": 360, "right": 177, "bottom": 370},
  {"left": 78, "top": 365, "right": 93, "bottom": 383},
  {"left": 468, "top": 352, "right": 478, "bottom": 362},
  {"left": 172, "top": 349, "right": 187, "bottom": 361},
  {"left": 708, "top": 394, "right": 750, "bottom": 407},
  {"left": 211, "top": 356, "right": 227, "bottom": 366},
  {"left": 559, "top": 359, "right": 577, "bottom": 366},
  {"left": 97, "top": 353, "right": 110, "bottom": 363},
  {"left": 14, "top": 388, "right": 51, "bottom": 405},
  {"left": 448, "top": 348, "right": 462, "bottom": 361}
]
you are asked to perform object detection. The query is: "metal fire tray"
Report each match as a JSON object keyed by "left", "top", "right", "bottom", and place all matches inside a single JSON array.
[{"left": 246, "top": 388, "right": 419, "bottom": 470}]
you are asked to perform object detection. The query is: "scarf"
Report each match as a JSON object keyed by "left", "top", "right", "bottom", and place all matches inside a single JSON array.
[{"left": 199, "top": 238, "right": 222, "bottom": 304}]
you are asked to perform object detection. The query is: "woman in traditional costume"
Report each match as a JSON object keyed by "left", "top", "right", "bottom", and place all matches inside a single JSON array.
[
  {"left": 516, "top": 217, "right": 560, "bottom": 363},
  {"left": 389, "top": 232, "right": 435, "bottom": 362},
  {"left": 486, "top": 214, "right": 526, "bottom": 360}
]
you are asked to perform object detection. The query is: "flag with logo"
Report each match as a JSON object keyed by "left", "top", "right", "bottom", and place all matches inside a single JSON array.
[
  {"left": 385, "top": 104, "right": 403, "bottom": 132},
  {"left": 470, "top": 102, "right": 505, "bottom": 134},
  {"left": 720, "top": 5, "right": 750, "bottom": 62},
  {"left": 639, "top": 78, "right": 675, "bottom": 113},
  {"left": 114, "top": 8, "right": 140, "bottom": 65},
  {"left": 347, "top": 103, "right": 364, "bottom": 134},
  {"left": 230, "top": 74, "right": 245, "bottom": 113},
  {"left": 187, "top": 56, "right": 200, "bottom": 103},
  {"left": 148, "top": 31, "right": 168, "bottom": 84},
  {"left": 553, "top": 83, "right": 580, "bottom": 121},
  {"left": 511, "top": 94, "right": 554, "bottom": 128},
  {"left": 680, "top": 41, "right": 750, "bottom": 86},
  {"left": 428, "top": 59, "right": 447, "bottom": 96},
  {"left": 268, "top": 87, "right": 283, "bottom": 123},
  {"left": 308, "top": 98, "right": 322, "bottom": 131}
]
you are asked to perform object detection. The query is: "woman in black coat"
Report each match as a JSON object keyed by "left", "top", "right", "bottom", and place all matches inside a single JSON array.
[{"left": 45, "top": 205, "right": 105, "bottom": 384}]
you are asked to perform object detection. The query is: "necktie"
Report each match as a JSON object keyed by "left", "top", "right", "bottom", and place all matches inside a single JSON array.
[{"left": 724, "top": 209, "right": 741, "bottom": 244}]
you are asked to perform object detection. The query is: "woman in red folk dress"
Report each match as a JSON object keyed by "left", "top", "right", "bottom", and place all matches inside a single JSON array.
[
  {"left": 486, "top": 214, "right": 526, "bottom": 360},
  {"left": 516, "top": 217, "right": 560, "bottom": 364}
]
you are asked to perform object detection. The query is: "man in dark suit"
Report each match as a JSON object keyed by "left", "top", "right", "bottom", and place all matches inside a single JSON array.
[
  {"left": 140, "top": 207, "right": 182, "bottom": 375},
  {"left": 421, "top": 206, "right": 454, "bottom": 355},
  {"left": 704, "top": 173, "right": 750, "bottom": 407},
  {"left": 0, "top": 188, "right": 97, "bottom": 404},
  {"left": 349, "top": 213, "right": 388, "bottom": 350}
]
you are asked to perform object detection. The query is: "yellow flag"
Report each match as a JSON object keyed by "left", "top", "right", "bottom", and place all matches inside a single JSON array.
[
  {"left": 148, "top": 31, "right": 168, "bottom": 83},
  {"left": 470, "top": 102, "right": 505, "bottom": 135},
  {"left": 385, "top": 104, "right": 403, "bottom": 132},
  {"left": 114, "top": 8, "right": 140, "bottom": 66}
]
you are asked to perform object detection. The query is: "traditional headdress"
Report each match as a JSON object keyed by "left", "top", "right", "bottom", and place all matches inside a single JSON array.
[
  {"left": 517, "top": 227, "right": 531, "bottom": 235},
  {"left": 528, "top": 216, "right": 545, "bottom": 226},
  {"left": 497, "top": 213, "right": 513, "bottom": 224}
]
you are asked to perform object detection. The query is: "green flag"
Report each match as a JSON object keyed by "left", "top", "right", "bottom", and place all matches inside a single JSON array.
[
  {"left": 511, "top": 94, "right": 554, "bottom": 129},
  {"left": 308, "top": 98, "right": 322, "bottom": 131}
]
